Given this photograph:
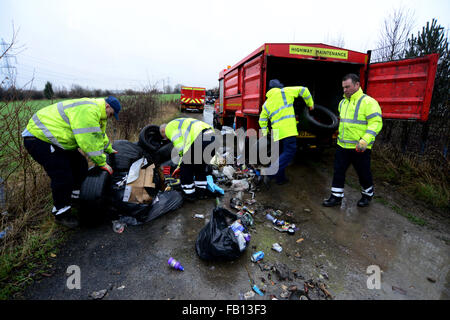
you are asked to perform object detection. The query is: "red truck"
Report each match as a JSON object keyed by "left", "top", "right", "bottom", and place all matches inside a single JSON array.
[
  {"left": 215, "top": 43, "right": 438, "bottom": 150},
  {"left": 180, "top": 86, "right": 206, "bottom": 112}
]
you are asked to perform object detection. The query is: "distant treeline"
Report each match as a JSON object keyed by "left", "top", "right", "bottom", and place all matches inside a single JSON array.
[{"left": 0, "top": 85, "right": 173, "bottom": 101}]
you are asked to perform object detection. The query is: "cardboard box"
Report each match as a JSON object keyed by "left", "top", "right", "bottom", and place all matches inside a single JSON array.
[{"left": 123, "top": 164, "right": 156, "bottom": 204}]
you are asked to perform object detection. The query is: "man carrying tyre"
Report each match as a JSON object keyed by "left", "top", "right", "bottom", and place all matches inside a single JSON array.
[
  {"left": 22, "top": 96, "right": 121, "bottom": 228},
  {"left": 160, "top": 118, "right": 215, "bottom": 202},
  {"left": 322, "top": 74, "right": 382, "bottom": 208},
  {"left": 258, "top": 79, "right": 314, "bottom": 187}
]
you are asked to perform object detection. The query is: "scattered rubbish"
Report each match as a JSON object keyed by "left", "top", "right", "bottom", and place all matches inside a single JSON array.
[
  {"left": 273, "top": 226, "right": 296, "bottom": 235},
  {"left": 50, "top": 253, "right": 57, "bottom": 258},
  {"left": 318, "top": 283, "right": 333, "bottom": 299},
  {"left": 230, "top": 220, "right": 251, "bottom": 251},
  {"left": 89, "top": 289, "right": 108, "bottom": 300},
  {"left": 265, "top": 213, "right": 285, "bottom": 226},
  {"left": 230, "top": 198, "right": 243, "bottom": 210},
  {"left": 270, "top": 295, "right": 278, "bottom": 300},
  {"left": 288, "top": 285, "right": 298, "bottom": 292},
  {"left": 274, "top": 263, "right": 293, "bottom": 281},
  {"left": 112, "top": 220, "right": 126, "bottom": 233},
  {"left": 194, "top": 214, "right": 205, "bottom": 219},
  {"left": 117, "top": 285, "right": 125, "bottom": 290},
  {"left": 245, "top": 199, "right": 257, "bottom": 205},
  {"left": 231, "top": 179, "right": 250, "bottom": 191},
  {"left": 296, "top": 238, "right": 304, "bottom": 243},
  {"left": 251, "top": 251, "right": 265, "bottom": 263},
  {"left": 252, "top": 284, "right": 264, "bottom": 296},
  {"left": 196, "top": 207, "right": 248, "bottom": 261},
  {"left": 272, "top": 243, "right": 283, "bottom": 253},
  {"left": 222, "top": 166, "right": 235, "bottom": 180},
  {"left": 244, "top": 291, "right": 255, "bottom": 300},
  {"left": 280, "top": 291, "right": 290, "bottom": 299},
  {"left": 304, "top": 208, "right": 311, "bottom": 213},
  {"left": 168, "top": 257, "right": 184, "bottom": 271},
  {"left": 392, "top": 286, "right": 407, "bottom": 295}
]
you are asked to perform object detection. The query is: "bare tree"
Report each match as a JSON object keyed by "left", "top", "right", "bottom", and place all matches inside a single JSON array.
[{"left": 373, "top": 6, "right": 415, "bottom": 62}]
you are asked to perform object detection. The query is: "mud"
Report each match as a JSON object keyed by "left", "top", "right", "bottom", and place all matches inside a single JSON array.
[{"left": 22, "top": 106, "right": 450, "bottom": 300}]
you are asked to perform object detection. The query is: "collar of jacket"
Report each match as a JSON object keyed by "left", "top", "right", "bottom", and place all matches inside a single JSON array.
[
  {"left": 96, "top": 98, "right": 107, "bottom": 120},
  {"left": 266, "top": 87, "right": 281, "bottom": 98},
  {"left": 343, "top": 87, "right": 364, "bottom": 102}
]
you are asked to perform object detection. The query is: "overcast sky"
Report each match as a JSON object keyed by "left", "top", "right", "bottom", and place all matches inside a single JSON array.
[{"left": 1, "top": 0, "right": 449, "bottom": 91}]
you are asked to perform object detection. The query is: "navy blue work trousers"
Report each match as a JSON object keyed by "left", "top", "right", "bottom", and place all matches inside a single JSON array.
[{"left": 23, "top": 137, "right": 88, "bottom": 210}]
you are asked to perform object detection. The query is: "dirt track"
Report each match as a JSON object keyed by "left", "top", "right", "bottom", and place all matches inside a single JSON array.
[{"left": 22, "top": 106, "right": 450, "bottom": 300}]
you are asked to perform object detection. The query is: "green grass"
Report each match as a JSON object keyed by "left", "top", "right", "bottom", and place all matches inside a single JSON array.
[
  {"left": 374, "top": 197, "right": 427, "bottom": 226},
  {"left": 0, "top": 221, "right": 70, "bottom": 300}
]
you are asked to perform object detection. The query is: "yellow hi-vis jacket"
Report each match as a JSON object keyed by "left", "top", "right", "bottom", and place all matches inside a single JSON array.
[
  {"left": 165, "top": 118, "right": 213, "bottom": 160},
  {"left": 26, "top": 98, "right": 114, "bottom": 166},
  {"left": 337, "top": 88, "right": 383, "bottom": 149},
  {"left": 258, "top": 86, "right": 314, "bottom": 141}
]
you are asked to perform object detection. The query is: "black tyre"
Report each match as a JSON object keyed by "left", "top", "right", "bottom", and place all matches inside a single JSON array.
[
  {"left": 298, "top": 104, "right": 338, "bottom": 135},
  {"left": 154, "top": 143, "right": 174, "bottom": 165},
  {"left": 79, "top": 167, "right": 111, "bottom": 226},
  {"left": 109, "top": 140, "right": 144, "bottom": 172},
  {"left": 138, "top": 125, "right": 165, "bottom": 153}
]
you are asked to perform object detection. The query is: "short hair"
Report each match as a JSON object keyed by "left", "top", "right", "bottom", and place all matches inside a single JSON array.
[{"left": 342, "top": 73, "right": 360, "bottom": 84}]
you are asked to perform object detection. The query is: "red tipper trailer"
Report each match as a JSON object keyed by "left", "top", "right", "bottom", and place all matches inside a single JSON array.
[
  {"left": 216, "top": 43, "right": 438, "bottom": 148},
  {"left": 180, "top": 86, "right": 206, "bottom": 112}
]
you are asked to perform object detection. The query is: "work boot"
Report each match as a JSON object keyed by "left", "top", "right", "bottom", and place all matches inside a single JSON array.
[
  {"left": 196, "top": 188, "right": 214, "bottom": 200},
  {"left": 357, "top": 195, "right": 372, "bottom": 207},
  {"left": 322, "top": 194, "right": 342, "bottom": 207},
  {"left": 182, "top": 191, "right": 197, "bottom": 202},
  {"left": 53, "top": 207, "right": 79, "bottom": 229}
]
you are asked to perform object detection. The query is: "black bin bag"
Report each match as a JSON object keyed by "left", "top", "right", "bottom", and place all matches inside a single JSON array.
[{"left": 195, "top": 207, "right": 247, "bottom": 261}]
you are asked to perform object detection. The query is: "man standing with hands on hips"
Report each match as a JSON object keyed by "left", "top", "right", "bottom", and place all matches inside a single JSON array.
[{"left": 323, "top": 74, "right": 383, "bottom": 208}]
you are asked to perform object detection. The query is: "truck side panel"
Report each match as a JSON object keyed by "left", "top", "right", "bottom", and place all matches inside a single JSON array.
[
  {"left": 242, "top": 55, "right": 264, "bottom": 115},
  {"left": 366, "top": 54, "right": 438, "bottom": 122}
]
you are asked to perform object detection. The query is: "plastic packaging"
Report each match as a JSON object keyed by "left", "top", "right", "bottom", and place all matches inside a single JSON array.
[
  {"left": 251, "top": 251, "right": 264, "bottom": 262},
  {"left": 265, "top": 213, "right": 285, "bottom": 226},
  {"left": 272, "top": 243, "right": 283, "bottom": 252},
  {"left": 168, "top": 257, "right": 184, "bottom": 271},
  {"left": 112, "top": 220, "right": 126, "bottom": 233}
]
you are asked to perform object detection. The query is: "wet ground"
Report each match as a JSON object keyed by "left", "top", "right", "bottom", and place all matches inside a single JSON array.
[{"left": 23, "top": 106, "right": 450, "bottom": 300}]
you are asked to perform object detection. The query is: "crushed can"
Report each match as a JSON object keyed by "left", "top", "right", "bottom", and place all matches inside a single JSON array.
[{"left": 251, "top": 251, "right": 264, "bottom": 262}]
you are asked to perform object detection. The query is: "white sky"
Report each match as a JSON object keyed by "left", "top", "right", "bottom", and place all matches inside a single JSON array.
[{"left": 1, "top": 0, "right": 449, "bottom": 91}]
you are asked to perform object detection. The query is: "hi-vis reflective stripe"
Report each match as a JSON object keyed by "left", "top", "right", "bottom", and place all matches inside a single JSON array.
[
  {"left": 32, "top": 114, "right": 64, "bottom": 149},
  {"left": 340, "top": 95, "right": 367, "bottom": 125},
  {"left": 181, "top": 97, "right": 204, "bottom": 104},
  {"left": 183, "top": 120, "right": 200, "bottom": 147},
  {"left": 86, "top": 150, "right": 103, "bottom": 157},
  {"left": 73, "top": 127, "right": 101, "bottom": 135},
  {"left": 366, "top": 112, "right": 382, "bottom": 119},
  {"left": 57, "top": 100, "right": 98, "bottom": 125},
  {"left": 172, "top": 118, "right": 187, "bottom": 142},
  {"left": 267, "top": 89, "right": 294, "bottom": 122},
  {"left": 272, "top": 115, "right": 295, "bottom": 124}
]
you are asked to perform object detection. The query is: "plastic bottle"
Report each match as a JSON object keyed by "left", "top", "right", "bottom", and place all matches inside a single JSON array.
[
  {"left": 236, "top": 232, "right": 246, "bottom": 251},
  {"left": 168, "top": 257, "right": 184, "bottom": 271}
]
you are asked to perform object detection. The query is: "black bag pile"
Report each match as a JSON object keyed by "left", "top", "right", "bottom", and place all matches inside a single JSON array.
[
  {"left": 195, "top": 207, "right": 250, "bottom": 261},
  {"left": 79, "top": 124, "right": 182, "bottom": 226}
]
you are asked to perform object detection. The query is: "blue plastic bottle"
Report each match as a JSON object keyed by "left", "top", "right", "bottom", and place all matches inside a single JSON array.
[{"left": 168, "top": 257, "right": 184, "bottom": 271}]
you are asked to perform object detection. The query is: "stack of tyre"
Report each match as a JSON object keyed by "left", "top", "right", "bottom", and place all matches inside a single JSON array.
[{"left": 78, "top": 124, "right": 182, "bottom": 227}]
